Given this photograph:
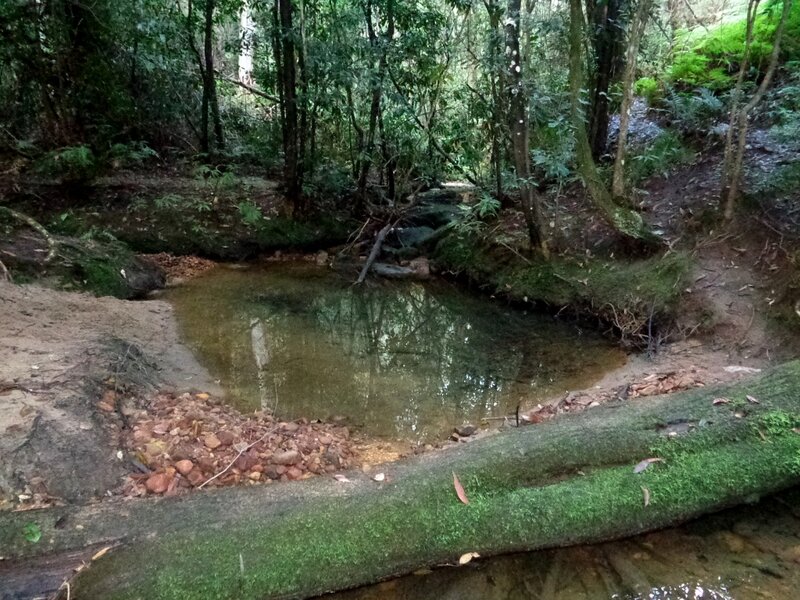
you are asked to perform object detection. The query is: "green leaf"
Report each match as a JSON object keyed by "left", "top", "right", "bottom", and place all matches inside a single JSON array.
[{"left": 22, "top": 522, "right": 41, "bottom": 543}]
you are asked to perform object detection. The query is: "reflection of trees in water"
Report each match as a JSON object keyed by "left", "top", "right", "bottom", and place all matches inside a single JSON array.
[{"left": 171, "top": 269, "right": 617, "bottom": 440}]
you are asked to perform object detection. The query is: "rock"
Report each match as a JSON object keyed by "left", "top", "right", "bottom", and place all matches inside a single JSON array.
[
  {"left": 273, "top": 450, "right": 301, "bottom": 465},
  {"left": 263, "top": 465, "right": 281, "bottom": 480},
  {"left": 248, "top": 471, "right": 261, "bottom": 481},
  {"left": 169, "top": 443, "right": 195, "bottom": 461},
  {"left": 281, "top": 422, "right": 300, "bottom": 433},
  {"left": 186, "top": 468, "right": 205, "bottom": 487},
  {"left": 287, "top": 467, "right": 304, "bottom": 480},
  {"left": 324, "top": 449, "right": 341, "bottom": 469},
  {"left": 455, "top": 424, "right": 477, "bottom": 437},
  {"left": 132, "top": 429, "right": 152, "bottom": 444},
  {"left": 145, "top": 473, "right": 171, "bottom": 494},
  {"left": 197, "top": 456, "right": 216, "bottom": 472},
  {"left": 409, "top": 257, "right": 431, "bottom": 279},
  {"left": 175, "top": 460, "right": 194, "bottom": 476},
  {"left": 97, "top": 401, "right": 115, "bottom": 413},
  {"left": 315, "top": 251, "right": 329, "bottom": 266},
  {"left": 216, "top": 431, "right": 236, "bottom": 446},
  {"left": 318, "top": 435, "right": 332, "bottom": 446},
  {"left": 204, "top": 433, "right": 221, "bottom": 450},
  {"left": 144, "top": 442, "right": 164, "bottom": 458}
]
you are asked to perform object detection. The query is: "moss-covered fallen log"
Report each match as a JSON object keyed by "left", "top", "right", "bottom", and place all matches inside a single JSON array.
[{"left": 2, "top": 362, "right": 800, "bottom": 600}]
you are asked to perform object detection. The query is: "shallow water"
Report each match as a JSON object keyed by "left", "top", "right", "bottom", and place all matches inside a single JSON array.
[
  {"left": 325, "top": 490, "right": 800, "bottom": 600},
  {"left": 165, "top": 262, "right": 626, "bottom": 442}
]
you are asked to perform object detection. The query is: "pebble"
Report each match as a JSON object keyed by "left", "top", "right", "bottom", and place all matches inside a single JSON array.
[
  {"left": 175, "top": 459, "right": 194, "bottom": 476},
  {"left": 145, "top": 473, "right": 171, "bottom": 494},
  {"left": 204, "top": 433, "right": 222, "bottom": 450},
  {"left": 272, "top": 450, "right": 301, "bottom": 465},
  {"left": 455, "top": 424, "right": 477, "bottom": 437}
]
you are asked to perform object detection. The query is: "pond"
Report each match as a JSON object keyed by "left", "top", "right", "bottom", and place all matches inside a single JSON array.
[{"left": 165, "top": 262, "right": 626, "bottom": 442}]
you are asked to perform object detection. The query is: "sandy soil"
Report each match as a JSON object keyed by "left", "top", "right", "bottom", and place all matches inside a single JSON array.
[{"left": 0, "top": 281, "right": 219, "bottom": 504}]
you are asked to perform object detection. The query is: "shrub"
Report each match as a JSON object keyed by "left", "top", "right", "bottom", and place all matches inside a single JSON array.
[
  {"left": 35, "top": 145, "right": 97, "bottom": 183},
  {"left": 628, "top": 131, "right": 695, "bottom": 184},
  {"left": 634, "top": 77, "right": 663, "bottom": 106}
]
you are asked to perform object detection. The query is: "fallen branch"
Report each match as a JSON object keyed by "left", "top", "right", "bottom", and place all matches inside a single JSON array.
[
  {"left": 0, "top": 258, "right": 11, "bottom": 282},
  {"left": 356, "top": 221, "right": 394, "bottom": 285},
  {"left": 217, "top": 74, "right": 280, "bottom": 103},
  {"left": 0, "top": 207, "right": 57, "bottom": 263}
]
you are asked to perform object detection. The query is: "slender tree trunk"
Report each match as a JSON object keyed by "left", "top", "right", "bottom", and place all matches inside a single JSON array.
[
  {"left": 297, "top": 0, "right": 309, "bottom": 183},
  {"left": 611, "top": 0, "right": 653, "bottom": 200},
  {"left": 587, "top": 0, "right": 624, "bottom": 160},
  {"left": 568, "top": 0, "right": 659, "bottom": 247},
  {"left": 721, "top": 0, "right": 791, "bottom": 221},
  {"left": 505, "top": 0, "right": 549, "bottom": 256},
  {"left": 203, "top": 0, "right": 223, "bottom": 151},
  {"left": 279, "top": 0, "right": 302, "bottom": 212},
  {"left": 239, "top": 0, "right": 256, "bottom": 85}
]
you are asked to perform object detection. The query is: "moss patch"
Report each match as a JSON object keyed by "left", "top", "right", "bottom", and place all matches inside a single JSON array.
[{"left": 433, "top": 231, "right": 690, "bottom": 341}]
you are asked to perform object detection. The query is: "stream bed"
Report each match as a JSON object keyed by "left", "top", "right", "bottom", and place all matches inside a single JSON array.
[{"left": 165, "top": 263, "right": 800, "bottom": 600}]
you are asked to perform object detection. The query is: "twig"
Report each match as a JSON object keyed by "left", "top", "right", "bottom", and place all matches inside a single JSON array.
[{"left": 198, "top": 426, "right": 275, "bottom": 489}]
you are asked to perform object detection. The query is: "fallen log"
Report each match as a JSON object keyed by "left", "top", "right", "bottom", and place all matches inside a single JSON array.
[{"left": 2, "top": 362, "right": 800, "bottom": 600}]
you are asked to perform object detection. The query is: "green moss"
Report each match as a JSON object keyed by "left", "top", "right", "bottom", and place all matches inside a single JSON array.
[{"left": 434, "top": 231, "right": 690, "bottom": 340}]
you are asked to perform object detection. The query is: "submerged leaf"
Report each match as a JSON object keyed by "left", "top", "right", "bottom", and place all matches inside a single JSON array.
[
  {"left": 746, "top": 395, "right": 761, "bottom": 404},
  {"left": 22, "top": 522, "right": 41, "bottom": 543},
  {"left": 458, "top": 552, "right": 480, "bottom": 565},
  {"left": 642, "top": 486, "right": 651, "bottom": 507},
  {"left": 453, "top": 472, "right": 469, "bottom": 505},
  {"left": 712, "top": 397, "right": 731, "bottom": 405}
]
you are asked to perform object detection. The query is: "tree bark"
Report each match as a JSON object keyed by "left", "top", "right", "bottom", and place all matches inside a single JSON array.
[
  {"left": 3, "top": 362, "right": 800, "bottom": 600},
  {"left": 722, "top": 0, "right": 792, "bottom": 221},
  {"left": 505, "top": 0, "right": 549, "bottom": 256},
  {"left": 204, "top": 0, "right": 224, "bottom": 152},
  {"left": 278, "top": 0, "right": 303, "bottom": 213},
  {"left": 568, "top": 0, "right": 659, "bottom": 248},
  {"left": 587, "top": 0, "right": 625, "bottom": 160},
  {"left": 611, "top": 0, "right": 653, "bottom": 200}
]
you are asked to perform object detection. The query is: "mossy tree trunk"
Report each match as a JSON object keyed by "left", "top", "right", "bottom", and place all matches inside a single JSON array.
[
  {"left": 2, "top": 363, "right": 800, "bottom": 600},
  {"left": 568, "top": 0, "right": 660, "bottom": 248}
]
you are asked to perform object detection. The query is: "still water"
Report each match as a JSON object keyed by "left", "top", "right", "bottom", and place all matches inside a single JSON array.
[{"left": 165, "top": 262, "right": 625, "bottom": 442}]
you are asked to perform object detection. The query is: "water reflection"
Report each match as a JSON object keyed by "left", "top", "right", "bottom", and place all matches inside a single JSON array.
[
  {"left": 327, "top": 490, "right": 800, "bottom": 600},
  {"left": 166, "top": 263, "right": 625, "bottom": 441}
]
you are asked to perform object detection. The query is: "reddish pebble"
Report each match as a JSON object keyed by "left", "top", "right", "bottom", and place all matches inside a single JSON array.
[
  {"left": 175, "top": 459, "right": 194, "bottom": 476},
  {"left": 145, "top": 473, "right": 171, "bottom": 494}
]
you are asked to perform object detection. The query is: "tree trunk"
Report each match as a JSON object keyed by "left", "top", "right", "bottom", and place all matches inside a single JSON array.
[
  {"left": 568, "top": 0, "right": 659, "bottom": 248},
  {"left": 505, "top": 0, "right": 549, "bottom": 256},
  {"left": 3, "top": 362, "right": 800, "bottom": 600},
  {"left": 722, "top": 0, "right": 792, "bottom": 221},
  {"left": 611, "top": 0, "right": 653, "bottom": 200},
  {"left": 278, "top": 0, "right": 302, "bottom": 213},
  {"left": 239, "top": 0, "right": 256, "bottom": 86},
  {"left": 204, "top": 0, "right": 224, "bottom": 151},
  {"left": 587, "top": 0, "right": 624, "bottom": 160},
  {"left": 356, "top": 0, "right": 394, "bottom": 209}
]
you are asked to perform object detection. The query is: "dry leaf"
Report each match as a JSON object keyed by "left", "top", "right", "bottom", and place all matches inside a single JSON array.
[
  {"left": 712, "top": 397, "right": 731, "bottom": 405},
  {"left": 91, "top": 546, "right": 112, "bottom": 561},
  {"left": 372, "top": 473, "right": 385, "bottom": 482},
  {"left": 633, "top": 458, "right": 665, "bottom": 474},
  {"left": 334, "top": 474, "right": 352, "bottom": 483},
  {"left": 453, "top": 472, "right": 469, "bottom": 505},
  {"left": 641, "top": 486, "right": 650, "bottom": 507},
  {"left": 746, "top": 395, "right": 760, "bottom": 404},
  {"left": 458, "top": 552, "right": 480, "bottom": 565}
]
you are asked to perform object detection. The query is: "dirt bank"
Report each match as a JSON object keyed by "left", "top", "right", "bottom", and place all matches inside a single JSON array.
[{"left": 0, "top": 281, "right": 219, "bottom": 504}]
